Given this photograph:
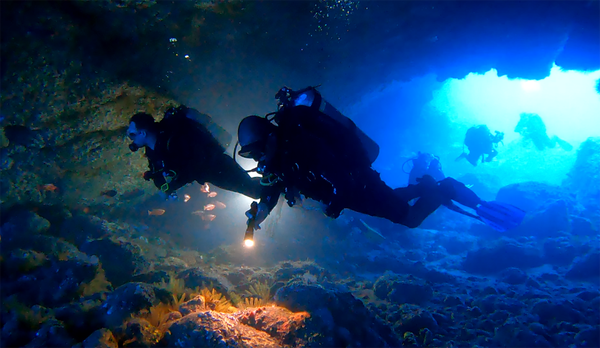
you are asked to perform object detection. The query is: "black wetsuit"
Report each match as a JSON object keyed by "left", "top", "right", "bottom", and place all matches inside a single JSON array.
[
  {"left": 256, "top": 106, "right": 451, "bottom": 228},
  {"left": 145, "top": 111, "right": 261, "bottom": 199}
]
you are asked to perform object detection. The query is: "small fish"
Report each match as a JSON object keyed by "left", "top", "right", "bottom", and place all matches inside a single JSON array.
[
  {"left": 200, "top": 183, "right": 210, "bottom": 193},
  {"left": 204, "top": 204, "right": 215, "bottom": 211},
  {"left": 148, "top": 209, "right": 166, "bottom": 216},
  {"left": 201, "top": 214, "right": 216, "bottom": 222},
  {"left": 37, "top": 184, "right": 58, "bottom": 192},
  {"left": 100, "top": 189, "right": 118, "bottom": 197},
  {"left": 184, "top": 194, "right": 191, "bottom": 202},
  {"left": 213, "top": 201, "right": 226, "bottom": 209},
  {"left": 207, "top": 192, "right": 218, "bottom": 198},
  {"left": 191, "top": 210, "right": 205, "bottom": 216}
]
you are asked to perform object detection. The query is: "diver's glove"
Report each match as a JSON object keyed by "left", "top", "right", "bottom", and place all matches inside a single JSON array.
[
  {"left": 245, "top": 202, "right": 269, "bottom": 230},
  {"left": 143, "top": 171, "right": 155, "bottom": 181},
  {"left": 158, "top": 191, "right": 179, "bottom": 201}
]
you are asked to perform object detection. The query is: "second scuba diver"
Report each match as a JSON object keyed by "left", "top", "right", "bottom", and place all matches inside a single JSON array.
[
  {"left": 127, "top": 105, "right": 262, "bottom": 200},
  {"left": 237, "top": 87, "right": 526, "bottom": 244},
  {"left": 456, "top": 125, "right": 504, "bottom": 166}
]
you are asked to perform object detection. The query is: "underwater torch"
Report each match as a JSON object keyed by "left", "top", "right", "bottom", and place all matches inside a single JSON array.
[{"left": 244, "top": 201, "right": 258, "bottom": 248}]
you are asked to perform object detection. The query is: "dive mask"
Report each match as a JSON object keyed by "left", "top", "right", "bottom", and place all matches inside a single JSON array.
[{"left": 129, "top": 143, "right": 140, "bottom": 152}]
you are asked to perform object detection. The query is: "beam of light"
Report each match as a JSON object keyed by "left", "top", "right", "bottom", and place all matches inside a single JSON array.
[{"left": 434, "top": 65, "right": 600, "bottom": 145}]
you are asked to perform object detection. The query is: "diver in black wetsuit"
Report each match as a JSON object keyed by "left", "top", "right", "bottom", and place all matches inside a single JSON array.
[
  {"left": 237, "top": 87, "right": 494, "bottom": 234},
  {"left": 456, "top": 125, "right": 504, "bottom": 166},
  {"left": 127, "top": 106, "right": 261, "bottom": 199}
]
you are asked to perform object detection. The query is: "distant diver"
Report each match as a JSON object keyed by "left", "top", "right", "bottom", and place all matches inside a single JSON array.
[
  {"left": 404, "top": 152, "right": 446, "bottom": 186},
  {"left": 455, "top": 125, "right": 504, "bottom": 166},
  {"left": 127, "top": 105, "right": 262, "bottom": 200},
  {"left": 514, "top": 113, "right": 573, "bottom": 151},
  {"left": 237, "top": 86, "right": 526, "bottom": 245}
]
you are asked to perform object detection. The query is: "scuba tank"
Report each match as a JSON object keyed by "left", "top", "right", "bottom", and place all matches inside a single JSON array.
[
  {"left": 166, "top": 106, "right": 233, "bottom": 150},
  {"left": 274, "top": 86, "right": 380, "bottom": 165}
]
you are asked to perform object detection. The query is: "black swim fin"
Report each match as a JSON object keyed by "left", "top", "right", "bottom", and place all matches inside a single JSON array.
[
  {"left": 475, "top": 201, "right": 526, "bottom": 232},
  {"left": 444, "top": 200, "right": 526, "bottom": 232}
]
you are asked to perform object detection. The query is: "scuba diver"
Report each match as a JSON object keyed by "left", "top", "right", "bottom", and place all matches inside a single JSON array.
[
  {"left": 515, "top": 113, "right": 573, "bottom": 151},
  {"left": 455, "top": 125, "right": 504, "bottom": 166},
  {"left": 404, "top": 152, "right": 445, "bottom": 186},
  {"left": 127, "top": 105, "right": 262, "bottom": 200},
  {"left": 237, "top": 86, "right": 526, "bottom": 245}
]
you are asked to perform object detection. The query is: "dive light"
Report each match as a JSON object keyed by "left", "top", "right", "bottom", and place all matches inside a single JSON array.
[{"left": 243, "top": 201, "right": 259, "bottom": 248}]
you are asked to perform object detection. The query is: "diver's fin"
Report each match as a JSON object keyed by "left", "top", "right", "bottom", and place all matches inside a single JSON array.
[
  {"left": 475, "top": 201, "right": 526, "bottom": 232},
  {"left": 555, "top": 138, "right": 573, "bottom": 151},
  {"left": 359, "top": 219, "right": 386, "bottom": 241}
]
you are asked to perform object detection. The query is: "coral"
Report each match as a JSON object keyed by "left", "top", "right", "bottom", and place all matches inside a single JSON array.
[
  {"left": 241, "top": 297, "right": 265, "bottom": 309},
  {"left": 123, "top": 303, "right": 173, "bottom": 346},
  {"left": 78, "top": 266, "right": 112, "bottom": 297},
  {"left": 229, "top": 291, "right": 243, "bottom": 307},
  {"left": 171, "top": 293, "right": 188, "bottom": 310},
  {"left": 154, "top": 271, "right": 186, "bottom": 297},
  {"left": 245, "top": 280, "right": 273, "bottom": 303},
  {"left": 199, "top": 287, "right": 235, "bottom": 313}
]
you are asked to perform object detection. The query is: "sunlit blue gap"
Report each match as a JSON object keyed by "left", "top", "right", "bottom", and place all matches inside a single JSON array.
[
  {"left": 433, "top": 65, "right": 600, "bottom": 145},
  {"left": 346, "top": 65, "right": 600, "bottom": 189}
]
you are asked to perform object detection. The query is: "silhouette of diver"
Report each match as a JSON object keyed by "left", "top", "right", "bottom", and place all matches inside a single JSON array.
[
  {"left": 515, "top": 113, "right": 573, "bottom": 151},
  {"left": 456, "top": 125, "right": 504, "bottom": 166}
]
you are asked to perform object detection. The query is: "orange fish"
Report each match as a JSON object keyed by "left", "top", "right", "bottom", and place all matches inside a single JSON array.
[
  {"left": 201, "top": 214, "right": 216, "bottom": 222},
  {"left": 83, "top": 207, "right": 90, "bottom": 214},
  {"left": 207, "top": 192, "right": 218, "bottom": 198},
  {"left": 148, "top": 209, "right": 166, "bottom": 216},
  {"left": 37, "top": 184, "right": 58, "bottom": 192},
  {"left": 204, "top": 204, "right": 215, "bottom": 211},
  {"left": 200, "top": 183, "right": 210, "bottom": 193},
  {"left": 184, "top": 194, "right": 191, "bottom": 202},
  {"left": 213, "top": 201, "right": 226, "bottom": 209}
]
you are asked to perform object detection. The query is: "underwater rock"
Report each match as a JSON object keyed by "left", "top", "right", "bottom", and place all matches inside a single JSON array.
[
  {"left": 24, "top": 318, "right": 76, "bottom": 347},
  {"left": 163, "top": 310, "right": 282, "bottom": 348},
  {"left": 498, "top": 267, "right": 529, "bottom": 285},
  {"left": 0, "top": 210, "right": 50, "bottom": 249},
  {"left": 1, "top": 249, "right": 48, "bottom": 278},
  {"left": 564, "top": 137, "right": 600, "bottom": 200},
  {"left": 77, "top": 328, "right": 118, "bottom": 348},
  {"left": 59, "top": 215, "right": 111, "bottom": 247},
  {"left": 236, "top": 306, "right": 310, "bottom": 346},
  {"left": 565, "top": 250, "right": 600, "bottom": 283},
  {"left": 0, "top": 147, "right": 14, "bottom": 170},
  {"left": 3, "top": 251, "right": 100, "bottom": 307},
  {"left": 274, "top": 283, "right": 401, "bottom": 347},
  {"left": 2, "top": 125, "right": 45, "bottom": 148},
  {"left": 496, "top": 181, "right": 577, "bottom": 213},
  {"left": 177, "top": 268, "right": 229, "bottom": 294},
  {"left": 373, "top": 273, "right": 433, "bottom": 305},
  {"left": 531, "top": 299, "right": 584, "bottom": 326},
  {"left": 570, "top": 215, "right": 598, "bottom": 237},
  {"left": 54, "top": 298, "right": 107, "bottom": 343},
  {"left": 574, "top": 326, "right": 600, "bottom": 348},
  {"left": 101, "top": 282, "right": 171, "bottom": 331},
  {"left": 462, "top": 240, "right": 544, "bottom": 274},
  {"left": 80, "top": 238, "right": 151, "bottom": 287},
  {"left": 179, "top": 295, "right": 206, "bottom": 316},
  {"left": 388, "top": 304, "right": 439, "bottom": 336},
  {"left": 273, "top": 260, "right": 332, "bottom": 283},
  {"left": 513, "top": 199, "right": 571, "bottom": 238},
  {"left": 542, "top": 237, "right": 578, "bottom": 266}
]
